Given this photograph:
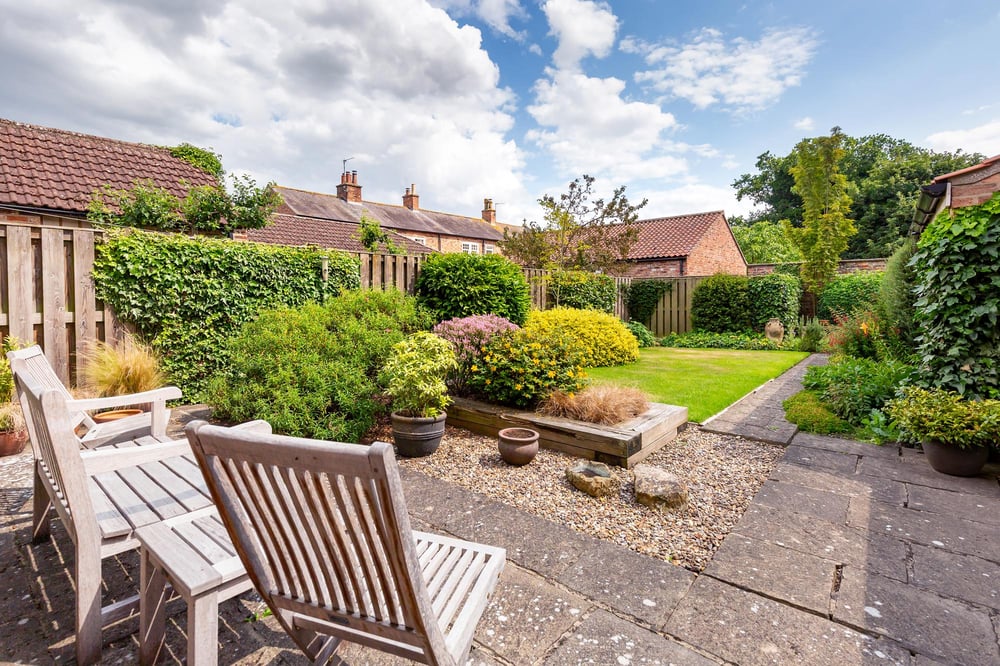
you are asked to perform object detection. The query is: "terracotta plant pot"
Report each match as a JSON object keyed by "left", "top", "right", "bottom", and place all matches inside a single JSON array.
[
  {"left": 922, "top": 440, "right": 989, "bottom": 477},
  {"left": 391, "top": 412, "right": 447, "bottom": 458},
  {"left": 0, "top": 430, "right": 28, "bottom": 457},
  {"left": 92, "top": 408, "right": 143, "bottom": 424},
  {"left": 498, "top": 427, "right": 539, "bottom": 466}
]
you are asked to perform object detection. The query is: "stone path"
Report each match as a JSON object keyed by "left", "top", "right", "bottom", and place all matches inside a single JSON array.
[{"left": 1, "top": 370, "right": 998, "bottom": 664}]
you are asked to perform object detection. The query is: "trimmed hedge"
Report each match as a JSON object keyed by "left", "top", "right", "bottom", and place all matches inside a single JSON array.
[
  {"left": 748, "top": 273, "right": 801, "bottom": 332},
  {"left": 660, "top": 331, "right": 780, "bottom": 350},
  {"left": 415, "top": 253, "right": 530, "bottom": 325},
  {"left": 817, "top": 272, "right": 883, "bottom": 320},
  {"left": 92, "top": 229, "right": 360, "bottom": 398},
  {"left": 547, "top": 270, "right": 617, "bottom": 313},
  {"left": 691, "top": 274, "right": 750, "bottom": 332}
]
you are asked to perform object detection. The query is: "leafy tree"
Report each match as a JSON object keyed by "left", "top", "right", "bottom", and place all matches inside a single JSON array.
[
  {"left": 729, "top": 218, "right": 802, "bottom": 264},
  {"left": 783, "top": 127, "right": 856, "bottom": 294},
  {"left": 355, "top": 214, "right": 401, "bottom": 253},
  {"left": 732, "top": 151, "right": 801, "bottom": 225},
  {"left": 500, "top": 174, "right": 647, "bottom": 273}
]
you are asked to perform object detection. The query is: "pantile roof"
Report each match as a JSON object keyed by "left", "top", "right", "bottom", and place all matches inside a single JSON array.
[
  {"left": 932, "top": 153, "right": 1000, "bottom": 183},
  {"left": 628, "top": 211, "right": 727, "bottom": 260},
  {"left": 276, "top": 186, "right": 503, "bottom": 241},
  {"left": 248, "top": 213, "right": 432, "bottom": 255},
  {"left": 0, "top": 118, "right": 218, "bottom": 215}
]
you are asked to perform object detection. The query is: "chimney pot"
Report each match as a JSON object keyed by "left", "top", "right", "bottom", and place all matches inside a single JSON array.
[
  {"left": 482, "top": 198, "right": 497, "bottom": 224},
  {"left": 403, "top": 182, "right": 420, "bottom": 210},
  {"left": 337, "top": 170, "right": 363, "bottom": 202}
]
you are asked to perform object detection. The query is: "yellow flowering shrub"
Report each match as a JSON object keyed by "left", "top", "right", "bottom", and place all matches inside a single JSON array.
[
  {"left": 468, "top": 329, "right": 587, "bottom": 407},
  {"left": 524, "top": 307, "right": 639, "bottom": 367}
]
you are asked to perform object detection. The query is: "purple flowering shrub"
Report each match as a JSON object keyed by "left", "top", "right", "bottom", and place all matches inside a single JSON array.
[{"left": 432, "top": 314, "right": 520, "bottom": 394}]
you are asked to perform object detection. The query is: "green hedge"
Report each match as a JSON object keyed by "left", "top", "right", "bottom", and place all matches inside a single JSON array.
[
  {"left": 415, "top": 253, "right": 530, "bottom": 325},
  {"left": 92, "top": 229, "right": 360, "bottom": 398},
  {"left": 691, "top": 274, "right": 750, "bottom": 332},
  {"left": 660, "top": 331, "right": 780, "bottom": 350},
  {"left": 748, "top": 273, "right": 801, "bottom": 332},
  {"left": 817, "top": 272, "right": 883, "bottom": 320},
  {"left": 547, "top": 270, "right": 617, "bottom": 313}
]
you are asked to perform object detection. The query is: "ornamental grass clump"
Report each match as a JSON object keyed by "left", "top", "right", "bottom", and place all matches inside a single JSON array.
[
  {"left": 381, "top": 332, "right": 457, "bottom": 418},
  {"left": 539, "top": 384, "right": 649, "bottom": 425},
  {"left": 432, "top": 315, "right": 519, "bottom": 394},
  {"left": 469, "top": 329, "right": 587, "bottom": 408},
  {"left": 524, "top": 307, "right": 638, "bottom": 367},
  {"left": 81, "top": 333, "right": 166, "bottom": 396}
]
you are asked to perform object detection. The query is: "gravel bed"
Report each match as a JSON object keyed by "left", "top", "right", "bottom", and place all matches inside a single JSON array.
[{"left": 375, "top": 422, "right": 783, "bottom": 572}]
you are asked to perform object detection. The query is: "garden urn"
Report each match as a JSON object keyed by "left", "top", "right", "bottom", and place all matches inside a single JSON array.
[
  {"left": 498, "top": 427, "right": 539, "bottom": 466},
  {"left": 391, "top": 412, "right": 447, "bottom": 458}
]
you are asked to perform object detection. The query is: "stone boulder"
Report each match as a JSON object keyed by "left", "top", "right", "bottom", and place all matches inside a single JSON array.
[
  {"left": 566, "top": 461, "right": 616, "bottom": 497},
  {"left": 633, "top": 465, "right": 688, "bottom": 511}
]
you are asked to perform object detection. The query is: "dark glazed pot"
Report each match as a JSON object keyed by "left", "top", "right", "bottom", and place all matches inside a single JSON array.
[
  {"left": 391, "top": 412, "right": 447, "bottom": 458},
  {"left": 922, "top": 440, "right": 989, "bottom": 477},
  {"left": 498, "top": 427, "right": 539, "bottom": 466}
]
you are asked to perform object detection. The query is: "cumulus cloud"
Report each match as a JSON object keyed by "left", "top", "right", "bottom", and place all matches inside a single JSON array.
[
  {"left": 630, "top": 27, "right": 818, "bottom": 111},
  {"left": 0, "top": 0, "right": 531, "bottom": 220},
  {"left": 543, "top": 0, "right": 618, "bottom": 71},
  {"left": 634, "top": 181, "right": 756, "bottom": 219},
  {"left": 925, "top": 120, "right": 1000, "bottom": 156},
  {"left": 794, "top": 116, "right": 815, "bottom": 131},
  {"left": 430, "top": 0, "right": 528, "bottom": 40}
]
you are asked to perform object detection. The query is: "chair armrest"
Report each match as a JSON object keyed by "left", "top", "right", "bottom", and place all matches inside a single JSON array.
[
  {"left": 67, "top": 386, "right": 183, "bottom": 412},
  {"left": 81, "top": 439, "right": 192, "bottom": 476}
]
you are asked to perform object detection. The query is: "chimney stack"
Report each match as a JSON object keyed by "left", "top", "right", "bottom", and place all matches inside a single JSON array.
[
  {"left": 337, "top": 170, "right": 362, "bottom": 202},
  {"left": 482, "top": 198, "right": 496, "bottom": 224},
  {"left": 403, "top": 183, "right": 419, "bottom": 210}
]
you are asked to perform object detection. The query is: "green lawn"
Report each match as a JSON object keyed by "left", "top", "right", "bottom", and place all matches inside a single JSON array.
[{"left": 586, "top": 348, "right": 809, "bottom": 423}]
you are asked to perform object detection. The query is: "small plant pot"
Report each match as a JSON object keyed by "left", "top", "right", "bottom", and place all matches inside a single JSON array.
[
  {"left": 92, "top": 408, "right": 144, "bottom": 424},
  {"left": 391, "top": 412, "right": 447, "bottom": 458},
  {"left": 498, "top": 427, "right": 539, "bottom": 466},
  {"left": 922, "top": 440, "right": 989, "bottom": 477},
  {"left": 0, "top": 430, "right": 28, "bottom": 457}
]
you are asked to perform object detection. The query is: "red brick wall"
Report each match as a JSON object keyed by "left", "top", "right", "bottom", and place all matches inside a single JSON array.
[
  {"left": 748, "top": 257, "right": 888, "bottom": 276},
  {"left": 622, "top": 259, "right": 684, "bottom": 278},
  {"left": 684, "top": 216, "right": 747, "bottom": 276},
  {"left": 950, "top": 171, "right": 1000, "bottom": 208}
]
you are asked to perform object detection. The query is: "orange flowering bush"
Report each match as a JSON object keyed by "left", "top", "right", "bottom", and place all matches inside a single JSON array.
[
  {"left": 468, "top": 329, "right": 587, "bottom": 408},
  {"left": 827, "top": 311, "right": 879, "bottom": 359}
]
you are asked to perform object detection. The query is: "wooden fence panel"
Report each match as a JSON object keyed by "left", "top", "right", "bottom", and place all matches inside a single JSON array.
[
  {"left": 6, "top": 225, "right": 34, "bottom": 342},
  {"left": 647, "top": 276, "right": 704, "bottom": 336}
]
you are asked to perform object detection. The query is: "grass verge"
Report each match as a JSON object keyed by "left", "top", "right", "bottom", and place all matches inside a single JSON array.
[{"left": 586, "top": 347, "right": 809, "bottom": 423}]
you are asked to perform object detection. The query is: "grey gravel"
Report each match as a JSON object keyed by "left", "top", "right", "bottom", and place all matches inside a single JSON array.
[{"left": 384, "top": 423, "right": 783, "bottom": 572}]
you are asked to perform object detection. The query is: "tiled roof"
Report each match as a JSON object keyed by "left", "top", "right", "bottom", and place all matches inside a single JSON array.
[
  {"left": 932, "top": 154, "right": 1000, "bottom": 183},
  {"left": 248, "top": 213, "right": 433, "bottom": 255},
  {"left": 628, "top": 211, "right": 726, "bottom": 260},
  {"left": 276, "top": 186, "right": 504, "bottom": 241},
  {"left": 0, "top": 118, "right": 218, "bottom": 214}
]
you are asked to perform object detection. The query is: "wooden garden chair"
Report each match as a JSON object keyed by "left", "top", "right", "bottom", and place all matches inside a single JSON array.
[
  {"left": 8, "top": 345, "right": 182, "bottom": 543},
  {"left": 186, "top": 421, "right": 506, "bottom": 666},
  {"left": 12, "top": 372, "right": 245, "bottom": 665}
]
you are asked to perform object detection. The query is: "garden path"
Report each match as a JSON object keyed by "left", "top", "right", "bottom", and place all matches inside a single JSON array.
[{"left": 0, "top": 366, "right": 997, "bottom": 664}]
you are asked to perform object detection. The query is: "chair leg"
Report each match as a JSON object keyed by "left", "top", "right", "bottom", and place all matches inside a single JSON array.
[
  {"left": 31, "top": 465, "right": 51, "bottom": 543},
  {"left": 139, "top": 549, "right": 168, "bottom": 665},
  {"left": 188, "top": 593, "right": 220, "bottom": 666},
  {"left": 75, "top": 545, "right": 103, "bottom": 665}
]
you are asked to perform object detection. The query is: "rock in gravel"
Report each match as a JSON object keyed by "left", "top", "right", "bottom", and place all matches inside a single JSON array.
[
  {"left": 566, "top": 461, "right": 616, "bottom": 497},
  {"left": 634, "top": 464, "right": 688, "bottom": 511}
]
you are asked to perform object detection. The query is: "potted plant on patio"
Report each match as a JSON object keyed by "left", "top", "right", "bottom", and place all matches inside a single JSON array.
[
  {"left": 0, "top": 336, "right": 29, "bottom": 456},
  {"left": 81, "top": 333, "right": 165, "bottom": 420},
  {"left": 382, "top": 331, "right": 457, "bottom": 457},
  {"left": 885, "top": 386, "right": 1000, "bottom": 476}
]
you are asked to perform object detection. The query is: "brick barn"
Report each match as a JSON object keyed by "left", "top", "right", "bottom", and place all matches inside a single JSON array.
[{"left": 622, "top": 210, "right": 747, "bottom": 278}]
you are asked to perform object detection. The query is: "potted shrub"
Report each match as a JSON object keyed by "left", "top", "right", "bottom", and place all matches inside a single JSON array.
[
  {"left": 0, "top": 402, "right": 27, "bottom": 457},
  {"left": 81, "top": 334, "right": 165, "bottom": 419},
  {"left": 382, "top": 332, "right": 457, "bottom": 457},
  {"left": 885, "top": 387, "right": 999, "bottom": 476}
]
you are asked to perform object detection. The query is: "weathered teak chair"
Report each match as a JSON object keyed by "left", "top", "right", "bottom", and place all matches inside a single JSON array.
[
  {"left": 186, "top": 421, "right": 507, "bottom": 666},
  {"left": 14, "top": 372, "right": 212, "bottom": 665},
  {"left": 8, "top": 345, "right": 182, "bottom": 543}
]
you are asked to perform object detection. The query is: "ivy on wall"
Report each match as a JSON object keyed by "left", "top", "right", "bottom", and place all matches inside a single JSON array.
[
  {"left": 92, "top": 229, "right": 360, "bottom": 398},
  {"left": 625, "top": 279, "right": 672, "bottom": 326}
]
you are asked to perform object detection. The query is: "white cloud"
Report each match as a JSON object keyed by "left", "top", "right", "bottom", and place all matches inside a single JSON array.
[
  {"left": 925, "top": 120, "right": 1000, "bottom": 156},
  {"left": 0, "top": 0, "right": 532, "bottom": 220},
  {"left": 794, "top": 116, "right": 815, "bottom": 131},
  {"left": 635, "top": 181, "right": 756, "bottom": 219},
  {"left": 631, "top": 27, "right": 818, "bottom": 111},
  {"left": 430, "top": 0, "right": 527, "bottom": 40},
  {"left": 543, "top": 0, "right": 618, "bottom": 71}
]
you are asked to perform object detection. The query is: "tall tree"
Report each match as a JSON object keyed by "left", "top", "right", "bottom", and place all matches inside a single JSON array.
[
  {"left": 500, "top": 175, "right": 647, "bottom": 273},
  {"left": 783, "top": 127, "right": 856, "bottom": 293},
  {"left": 729, "top": 218, "right": 802, "bottom": 264}
]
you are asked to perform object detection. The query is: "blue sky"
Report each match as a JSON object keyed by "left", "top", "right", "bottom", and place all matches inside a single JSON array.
[{"left": 1, "top": 0, "right": 998, "bottom": 224}]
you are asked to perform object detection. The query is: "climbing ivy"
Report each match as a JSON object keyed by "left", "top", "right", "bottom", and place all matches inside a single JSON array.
[
  {"left": 166, "top": 143, "right": 224, "bottom": 179},
  {"left": 625, "top": 279, "right": 672, "bottom": 326}
]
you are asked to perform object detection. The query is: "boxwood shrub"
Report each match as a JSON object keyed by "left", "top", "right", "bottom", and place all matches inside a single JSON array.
[
  {"left": 415, "top": 253, "right": 530, "bottom": 325},
  {"left": 524, "top": 307, "right": 639, "bottom": 367}
]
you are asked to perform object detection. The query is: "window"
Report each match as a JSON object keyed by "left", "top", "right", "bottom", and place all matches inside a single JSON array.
[
  {"left": 406, "top": 236, "right": 427, "bottom": 246},
  {"left": 461, "top": 242, "right": 479, "bottom": 255},
  {"left": 484, "top": 244, "right": 496, "bottom": 255}
]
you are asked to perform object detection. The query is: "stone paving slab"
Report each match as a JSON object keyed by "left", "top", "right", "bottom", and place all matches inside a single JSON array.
[
  {"left": 553, "top": 536, "right": 695, "bottom": 627},
  {"left": 664, "top": 576, "right": 912, "bottom": 666},
  {"left": 769, "top": 461, "right": 907, "bottom": 505},
  {"left": 910, "top": 542, "right": 1000, "bottom": 611},
  {"left": 833, "top": 568, "right": 999, "bottom": 666},
  {"left": 905, "top": 483, "right": 1000, "bottom": 526},
  {"left": 846, "top": 498, "right": 999, "bottom": 561},
  {"left": 783, "top": 444, "right": 860, "bottom": 474},
  {"left": 545, "top": 609, "right": 719, "bottom": 665},
  {"left": 752, "top": 479, "right": 852, "bottom": 524},
  {"left": 733, "top": 503, "right": 909, "bottom": 582},
  {"left": 704, "top": 534, "right": 837, "bottom": 614},
  {"left": 474, "top": 564, "right": 590, "bottom": 665},
  {"left": 856, "top": 454, "right": 1000, "bottom": 497},
  {"left": 790, "top": 432, "right": 901, "bottom": 460}
]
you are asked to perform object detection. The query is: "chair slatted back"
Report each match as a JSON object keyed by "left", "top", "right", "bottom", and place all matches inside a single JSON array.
[
  {"left": 9, "top": 346, "right": 92, "bottom": 434},
  {"left": 187, "top": 423, "right": 449, "bottom": 661},
  {"left": 15, "top": 373, "right": 98, "bottom": 541}
]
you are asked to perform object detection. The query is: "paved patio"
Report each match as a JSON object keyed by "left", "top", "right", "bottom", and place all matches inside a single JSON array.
[{"left": 0, "top": 357, "right": 997, "bottom": 664}]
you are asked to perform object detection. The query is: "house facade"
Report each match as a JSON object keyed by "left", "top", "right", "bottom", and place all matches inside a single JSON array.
[
  {"left": 622, "top": 211, "right": 747, "bottom": 278},
  {"left": 913, "top": 153, "right": 1000, "bottom": 233},
  {"left": 247, "top": 172, "right": 504, "bottom": 255}
]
